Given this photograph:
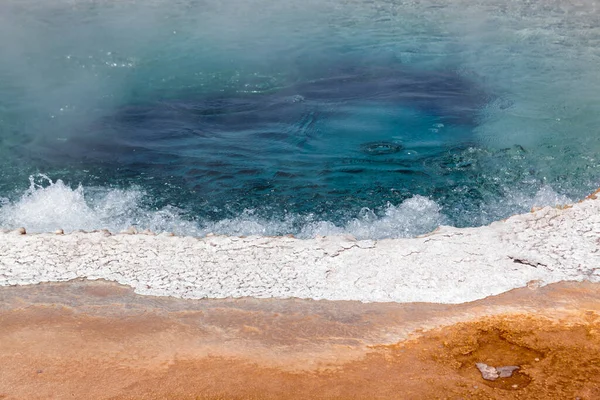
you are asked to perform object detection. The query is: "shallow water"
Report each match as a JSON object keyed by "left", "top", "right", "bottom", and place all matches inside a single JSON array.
[{"left": 0, "top": 0, "right": 599, "bottom": 238}]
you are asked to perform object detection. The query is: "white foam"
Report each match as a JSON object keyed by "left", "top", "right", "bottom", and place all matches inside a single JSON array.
[
  {"left": 298, "top": 196, "right": 444, "bottom": 239},
  {"left": 0, "top": 175, "right": 201, "bottom": 235},
  {"left": 0, "top": 175, "right": 445, "bottom": 239},
  {"left": 475, "top": 185, "right": 573, "bottom": 226},
  {"left": 195, "top": 196, "right": 445, "bottom": 240},
  {"left": 0, "top": 175, "right": 578, "bottom": 240}
]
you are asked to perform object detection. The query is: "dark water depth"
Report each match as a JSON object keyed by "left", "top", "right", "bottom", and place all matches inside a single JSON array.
[{"left": 0, "top": 0, "right": 599, "bottom": 237}]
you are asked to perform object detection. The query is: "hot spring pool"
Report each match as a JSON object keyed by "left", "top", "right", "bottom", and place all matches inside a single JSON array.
[{"left": 0, "top": 0, "right": 599, "bottom": 238}]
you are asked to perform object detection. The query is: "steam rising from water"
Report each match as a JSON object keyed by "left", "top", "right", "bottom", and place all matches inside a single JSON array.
[{"left": 0, "top": 0, "right": 599, "bottom": 237}]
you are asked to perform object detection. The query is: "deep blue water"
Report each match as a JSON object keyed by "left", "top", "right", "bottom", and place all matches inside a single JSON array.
[{"left": 1, "top": 0, "right": 599, "bottom": 237}]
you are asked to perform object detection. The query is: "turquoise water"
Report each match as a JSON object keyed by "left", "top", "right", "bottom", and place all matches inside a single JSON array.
[{"left": 0, "top": 0, "right": 599, "bottom": 238}]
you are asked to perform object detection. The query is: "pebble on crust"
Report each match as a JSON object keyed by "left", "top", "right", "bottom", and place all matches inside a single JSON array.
[{"left": 476, "top": 363, "right": 520, "bottom": 381}]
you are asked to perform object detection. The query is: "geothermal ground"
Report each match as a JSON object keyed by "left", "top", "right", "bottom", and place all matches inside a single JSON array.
[
  {"left": 0, "top": 279, "right": 599, "bottom": 399},
  {"left": 0, "top": 193, "right": 599, "bottom": 398}
]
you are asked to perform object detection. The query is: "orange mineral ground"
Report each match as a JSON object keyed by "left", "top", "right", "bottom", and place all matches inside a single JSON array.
[{"left": 0, "top": 279, "right": 599, "bottom": 399}]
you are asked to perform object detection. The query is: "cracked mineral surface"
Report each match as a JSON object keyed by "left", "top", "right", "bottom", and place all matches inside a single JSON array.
[{"left": 1, "top": 192, "right": 599, "bottom": 303}]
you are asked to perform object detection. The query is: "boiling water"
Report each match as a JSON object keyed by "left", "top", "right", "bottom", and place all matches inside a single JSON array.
[{"left": 0, "top": 0, "right": 599, "bottom": 238}]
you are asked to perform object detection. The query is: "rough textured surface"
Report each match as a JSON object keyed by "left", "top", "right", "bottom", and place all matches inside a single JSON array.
[
  {"left": 1, "top": 193, "right": 599, "bottom": 303},
  {"left": 0, "top": 280, "right": 599, "bottom": 399},
  {"left": 476, "top": 363, "right": 519, "bottom": 380}
]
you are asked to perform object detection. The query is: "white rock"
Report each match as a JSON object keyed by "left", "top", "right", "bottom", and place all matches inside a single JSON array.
[
  {"left": 475, "top": 363, "right": 499, "bottom": 381},
  {"left": 497, "top": 366, "right": 520, "bottom": 378},
  {"left": 121, "top": 226, "right": 137, "bottom": 235}
]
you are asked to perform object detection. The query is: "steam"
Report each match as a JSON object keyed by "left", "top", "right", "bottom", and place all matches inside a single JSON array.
[{"left": 0, "top": 0, "right": 598, "bottom": 239}]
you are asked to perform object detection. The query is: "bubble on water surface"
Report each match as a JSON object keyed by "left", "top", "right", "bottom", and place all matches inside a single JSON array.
[{"left": 360, "top": 142, "right": 403, "bottom": 155}]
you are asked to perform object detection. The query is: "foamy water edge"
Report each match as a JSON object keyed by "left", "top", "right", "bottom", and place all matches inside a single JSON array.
[
  {"left": 1, "top": 190, "right": 598, "bottom": 304},
  {"left": 0, "top": 174, "right": 574, "bottom": 239}
]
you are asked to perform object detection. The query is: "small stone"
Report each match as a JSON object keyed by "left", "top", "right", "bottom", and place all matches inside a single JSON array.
[
  {"left": 122, "top": 226, "right": 137, "bottom": 235},
  {"left": 54, "top": 229, "right": 64, "bottom": 235},
  {"left": 497, "top": 365, "right": 519, "bottom": 378},
  {"left": 15, "top": 227, "right": 26, "bottom": 235},
  {"left": 476, "top": 363, "right": 520, "bottom": 381},
  {"left": 535, "top": 357, "right": 540, "bottom": 362},
  {"left": 527, "top": 280, "right": 542, "bottom": 290},
  {"left": 512, "top": 384, "right": 519, "bottom": 389},
  {"left": 475, "top": 363, "right": 499, "bottom": 381}
]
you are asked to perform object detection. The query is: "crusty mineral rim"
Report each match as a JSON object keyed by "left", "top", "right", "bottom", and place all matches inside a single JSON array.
[{"left": 1, "top": 189, "right": 599, "bottom": 304}]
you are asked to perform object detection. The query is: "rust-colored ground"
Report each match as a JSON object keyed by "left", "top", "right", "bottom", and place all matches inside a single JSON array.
[{"left": 0, "top": 280, "right": 599, "bottom": 399}]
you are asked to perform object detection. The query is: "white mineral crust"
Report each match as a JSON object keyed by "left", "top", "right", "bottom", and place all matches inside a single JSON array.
[{"left": 0, "top": 195, "right": 599, "bottom": 303}]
